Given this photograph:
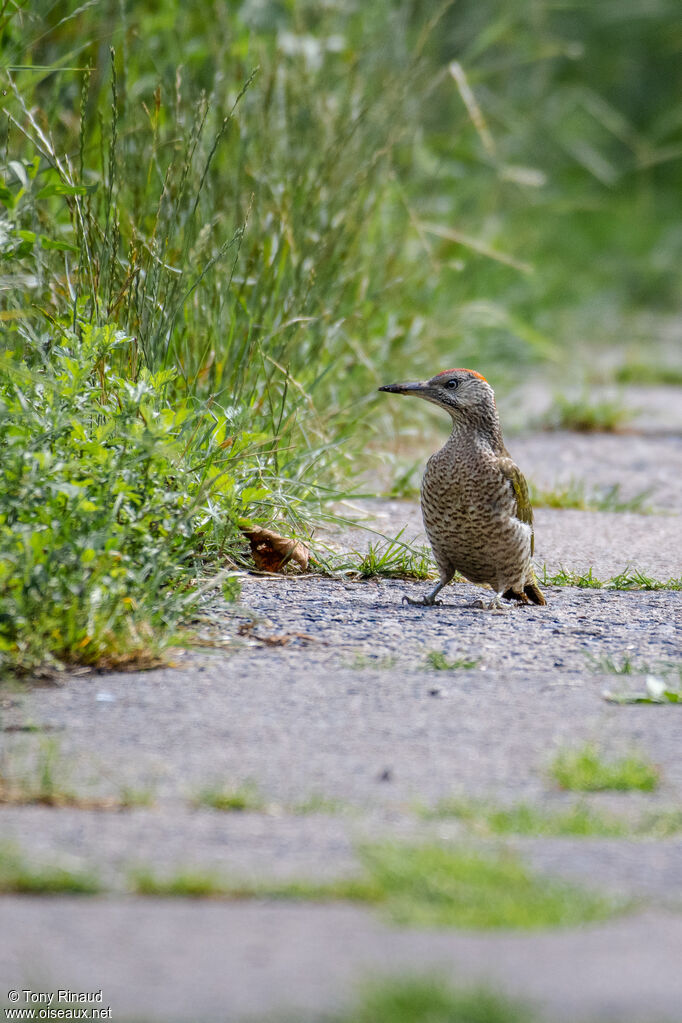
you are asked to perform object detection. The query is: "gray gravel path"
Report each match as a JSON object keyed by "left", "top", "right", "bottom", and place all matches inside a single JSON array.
[{"left": 1, "top": 423, "right": 681, "bottom": 1022}]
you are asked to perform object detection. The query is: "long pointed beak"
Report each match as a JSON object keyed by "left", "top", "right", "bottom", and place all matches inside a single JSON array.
[{"left": 378, "top": 381, "right": 429, "bottom": 396}]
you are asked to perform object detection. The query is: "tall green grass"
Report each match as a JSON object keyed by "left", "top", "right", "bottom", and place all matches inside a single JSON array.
[{"left": 1, "top": 0, "right": 680, "bottom": 672}]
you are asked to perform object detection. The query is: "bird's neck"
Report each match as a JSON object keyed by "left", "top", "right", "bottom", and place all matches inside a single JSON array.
[{"left": 447, "top": 411, "right": 505, "bottom": 455}]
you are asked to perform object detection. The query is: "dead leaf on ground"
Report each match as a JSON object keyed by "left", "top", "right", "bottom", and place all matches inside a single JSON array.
[
  {"left": 256, "top": 631, "right": 317, "bottom": 646},
  {"left": 240, "top": 525, "right": 309, "bottom": 573}
]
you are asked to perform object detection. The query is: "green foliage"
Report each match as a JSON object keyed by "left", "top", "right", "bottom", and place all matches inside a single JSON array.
[
  {"left": 0, "top": 844, "right": 101, "bottom": 894},
  {"left": 423, "top": 799, "right": 682, "bottom": 839},
  {"left": 191, "top": 782, "right": 263, "bottom": 812},
  {"left": 2, "top": 1, "right": 682, "bottom": 668},
  {"left": 426, "top": 651, "right": 478, "bottom": 671},
  {"left": 550, "top": 745, "right": 659, "bottom": 793},
  {"left": 342, "top": 977, "right": 530, "bottom": 1023},
  {"left": 604, "top": 673, "right": 682, "bottom": 706},
  {"left": 130, "top": 842, "right": 617, "bottom": 929},
  {"left": 540, "top": 566, "right": 682, "bottom": 591},
  {"left": 0, "top": 324, "right": 249, "bottom": 674},
  {"left": 358, "top": 843, "right": 616, "bottom": 929},
  {"left": 541, "top": 395, "right": 631, "bottom": 433},
  {"left": 132, "top": 869, "right": 230, "bottom": 898},
  {"left": 615, "top": 362, "right": 682, "bottom": 387},
  {"left": 321, "top": 532, "right": 435, "bottom": 580},
  {"left": 529, "top": 479, "right": 653, "bottom": 514}
]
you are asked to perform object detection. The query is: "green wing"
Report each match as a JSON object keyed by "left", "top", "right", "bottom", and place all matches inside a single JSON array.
[{"left": 498, "top": 458, "right": 535, "bottom": 555}]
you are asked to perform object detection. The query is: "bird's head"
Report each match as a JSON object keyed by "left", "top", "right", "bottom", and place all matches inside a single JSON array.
[{"left": 379, "top": 368, "right": 496, "bottom": 422}]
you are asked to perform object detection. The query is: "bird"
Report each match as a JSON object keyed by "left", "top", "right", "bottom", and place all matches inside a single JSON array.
[{"left": 378, "top": 368, "right": 546, "bottom": 610}]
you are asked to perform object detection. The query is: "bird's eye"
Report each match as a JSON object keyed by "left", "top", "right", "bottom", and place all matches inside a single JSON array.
[{"left": 445, "top": 379, "right": 459, "bottom": 390}]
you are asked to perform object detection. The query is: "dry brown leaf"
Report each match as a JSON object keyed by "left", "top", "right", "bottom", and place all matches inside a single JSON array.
[
  {"left": 257, "top": 632, "right": 317, "bottom": 647},
  {"left": 240, "top": 525, "right": 309, "bottom": 573}
]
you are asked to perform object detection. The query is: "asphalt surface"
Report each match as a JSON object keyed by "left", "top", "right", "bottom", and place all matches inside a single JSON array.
[{"left": 1, "top": 415, "right": 681, "bottom": 1023}]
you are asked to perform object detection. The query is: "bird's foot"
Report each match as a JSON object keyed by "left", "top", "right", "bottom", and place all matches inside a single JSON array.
[
  {"left": 401, "top": 594, "right": 442, "bottom": 608},
  {"left": 468, "top": 593, "right": 508, "bottom": 612}
]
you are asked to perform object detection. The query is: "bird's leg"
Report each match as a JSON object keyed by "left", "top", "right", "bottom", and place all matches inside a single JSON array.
[
  {"left": 486, "top": 590, "right": 506, "bottom": 611},
  {"left": 402, "top": 578, "right": 447, "bottom": 608},
  {"left": 470, "top": 589, "right": 509, "bottom": 611}
]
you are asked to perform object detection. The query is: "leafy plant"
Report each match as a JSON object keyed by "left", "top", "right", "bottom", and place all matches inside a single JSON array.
[{"left": 0, "top": 324, "right": 250, "bottom": 674}]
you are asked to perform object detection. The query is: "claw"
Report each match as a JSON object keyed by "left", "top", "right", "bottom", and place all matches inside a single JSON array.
[{"left": 401, "top": 594, "right": 441, "bottom": 608}]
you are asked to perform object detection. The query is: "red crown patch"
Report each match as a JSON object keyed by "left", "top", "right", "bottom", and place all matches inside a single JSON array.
[{"left": 434, "top": 368, "right": 487, "bottom": 382}]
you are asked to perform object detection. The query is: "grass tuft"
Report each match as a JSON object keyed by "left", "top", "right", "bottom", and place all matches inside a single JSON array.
[
  {"left": 550, "top": 745, "right": 659, "bottom": 792},
  {"left": 132, "top": 869, "right": 230, "bottom": 899},
  {"left": 191, "top": 783, "right": 263, "bottom": 813},
  {"left": 542, "top": 395, "right": 631, "bottom": 433},
  {"left": 422, "top": 799, "right": 682, "bottom": 839},
  {"left": 615, "top": 362, "right": 682, "bottom": 387},
  {"left": 426, "top": 651, "right": 479, "bottom": 671},
  {"left": 358, "top": 843, "right": 617, "bottom": 929},
  {"left": 530, "top": 479, "right": 652, "bottom": 513},
  {"left": 129, "top": 842, "right": 618, "bottom": 929},
  {"left": 0, "top": 845, "right": 101, "bottom": 895},
  {"left": 341, "top": 977, "right": 530, "bottom": 1023},
  {"left": 320, "top": 532, "right": 435, "bottom": 581},
  {"left": 540, "top": 566, "right": 682, "bottom": 591}
]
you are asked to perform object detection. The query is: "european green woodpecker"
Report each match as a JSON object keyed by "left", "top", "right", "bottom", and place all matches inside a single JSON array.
[{"left": 379, "top": 368, "right": 546, "bottom": 609}]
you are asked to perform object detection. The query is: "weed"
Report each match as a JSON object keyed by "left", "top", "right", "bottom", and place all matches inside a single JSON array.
[
  {"left": 130, "top": 842, "right": 616, "bottom": 928},
  {"left": 0, "top": 739, "right": 76, "bottom": 807},
  {"left": 358, "top": 843, "right": 617, "bottom": 929},
  {"left": 0, "top": 845, "right": 100, "bottom": 895},
  {"left": 540, "top": 566, "right": 603, "bottom": 589},
  {"left": 422, "top": 799, "right": 682, "bottom": 839},
  {"left": 615, "top": 362, "right": 682, "bottom": 387},
  {"left": 341, "top": 976, "right": 530, "bottom": 1023},
  {"left": 118, "top": 787, "right": 156, "bottom": 809},
  {"left": 191, "top": 783, "right": 263, "bottom": 813},
  {"left": 604, "top": 674, "right": 682, "bottom": 706},
  {"left": 0, "top": 740, "right": 149, "bottom": 810},
  {"left": 0, "top": 327, "right": 248, "bottom": 675},
  {"left": 293, "top": 794, "right": 349, "bottom": 815},
  {"left": 591, "top": 656, "right": 681, "bottom": 680},
  {"left": 550, "top": 745, "right": 659, "bottom": 792},
  {"left": 426, "top": 651, "right": 479, "bottom": 671},
  {"left": 130, "top": 868, "right": 378, "bottom": 902},
  {"left": 4, "top": 1, "right": 682, "bottom": 671},
  {"left": 540, "top": 566, "right": 682, "bottom": 591},
  {"left": 321, "top": 532, "right": 435, "bottom": 581},
  {"left": 542, "top": 395, "right": 631, "bottom": 433},
  {"left": 589, "top": 654, "right": 637, "bottom": 675},
  {"left": 132, "top": 869, "right": 230, "bottom": 898},
  {"left": 529, "top": 480, "right": 652, "bottom": 514}
]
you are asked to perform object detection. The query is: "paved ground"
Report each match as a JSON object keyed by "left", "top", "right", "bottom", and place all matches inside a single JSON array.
[{"left": 1, "top": 406, "right": 681, "bottom": 1023}]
